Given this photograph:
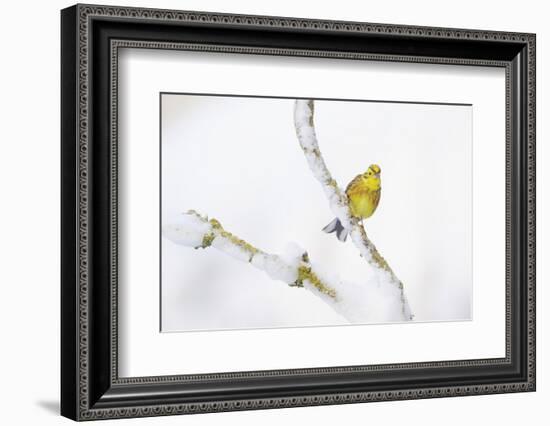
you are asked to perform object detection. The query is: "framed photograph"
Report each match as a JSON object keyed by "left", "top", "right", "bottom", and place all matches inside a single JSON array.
[{"left": 61, "top": 4, "right": 536, "bottom": 421}]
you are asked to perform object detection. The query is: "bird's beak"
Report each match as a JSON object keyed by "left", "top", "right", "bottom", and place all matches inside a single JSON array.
[{"left": 374, "top": 173, "right": 380, "bottom": 179}]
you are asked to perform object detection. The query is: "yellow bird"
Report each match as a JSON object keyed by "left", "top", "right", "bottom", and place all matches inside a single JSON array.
[{"left": 322, "top": 164, "right": 381, "bottom": 242}]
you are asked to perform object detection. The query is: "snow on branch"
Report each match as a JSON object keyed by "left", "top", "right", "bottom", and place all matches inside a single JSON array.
[
  {"left": 163, "top": 210, "right": 337, "bottom": 298},
  {"left": 294, "top": 99, "right": 412, "bottom": 320},
  {"left": 163, "top": 211, "right": 409, "bottom": 323}
]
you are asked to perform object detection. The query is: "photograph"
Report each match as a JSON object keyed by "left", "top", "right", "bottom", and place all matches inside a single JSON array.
[{"left": 161, "top": 94, "right": 473, "bottom": 332}]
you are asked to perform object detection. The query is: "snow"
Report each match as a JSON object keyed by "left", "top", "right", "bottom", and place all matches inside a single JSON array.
[
  {"left": 349, "top": 229, "right": 374, "bottom": 262},
  {"left": 294, "top": 100, "right": 318, "bottom": 151},
  {"left": 251, "top": 252, "right": 298, "bottom": 284},
  {"left": 303, "top": 153, "right": 331, "bottom": 183},
  {"left": 331, "top": 201, "right": 353, "bottom": 228},
  {"left": 303, "top": 263, "right": 408, "bottom": 323},
  {"left": 162, "top": 212, "right": 212, "bottom": 248},
  {"left": 211, "top": 235, "right": 253, "bottom": 262}
]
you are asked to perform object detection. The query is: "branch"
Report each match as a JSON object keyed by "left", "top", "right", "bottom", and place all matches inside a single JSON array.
[
  {"left": 163, "top": 210, "right": 337, "bottom": 298},
  {"left": 294, "top": 99, "right": 412, "bottom": 320},
  {"left": 163, "top": 211, "right": 410, "bottom": 323}
]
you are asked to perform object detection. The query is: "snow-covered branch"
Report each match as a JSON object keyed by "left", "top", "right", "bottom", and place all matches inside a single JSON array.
[
  {"left": 294, "top": 99, "right": 412, "bottom": 320},
  {"left": 163, "top": 211, "right": 410, "bottom": 322},
  {"left": 163, "top": 210, "right": 337, "bottom": 298}
]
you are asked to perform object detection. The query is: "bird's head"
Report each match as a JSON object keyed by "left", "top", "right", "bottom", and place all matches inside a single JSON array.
[{"left": 363, "top": 164, "right": 381, "bottom": 180}]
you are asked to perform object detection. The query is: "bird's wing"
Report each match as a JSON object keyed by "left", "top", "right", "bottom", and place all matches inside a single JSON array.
[
  {"left": 345, "top": 174, "right": 363, "bottom": 196},
  {"left": 371, "top": 188, "right": 381, "bottom": 212}
]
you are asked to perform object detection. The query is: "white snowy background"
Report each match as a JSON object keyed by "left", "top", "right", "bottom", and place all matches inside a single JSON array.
[{"left": 161, "top": 95, "right": 472, "bottom": 332}]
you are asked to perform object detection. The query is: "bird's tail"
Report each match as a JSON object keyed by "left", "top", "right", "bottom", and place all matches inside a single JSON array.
[{"left": 322, "top": 218, "right": 349, "bottom": 242}]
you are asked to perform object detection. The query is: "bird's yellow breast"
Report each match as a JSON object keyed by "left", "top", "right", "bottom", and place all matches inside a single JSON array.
[
  {"left": 348, "top": 191, "right": 377, "bottom": 218},
  {"left": 346, "top": 177, "right": 381, "bottom": 219}
]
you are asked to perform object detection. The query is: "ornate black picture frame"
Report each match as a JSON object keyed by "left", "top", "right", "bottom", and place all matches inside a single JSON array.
[{"left": 61, "top": 3, "right": 536, "bottom": 421}]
